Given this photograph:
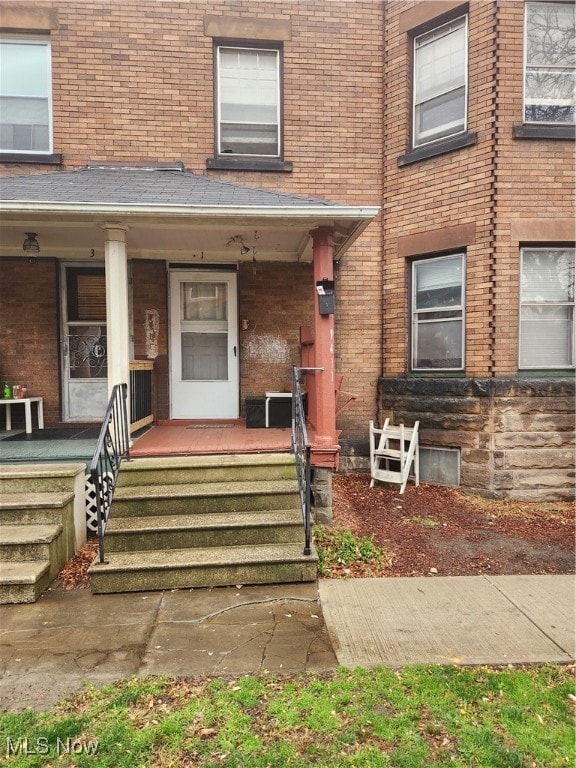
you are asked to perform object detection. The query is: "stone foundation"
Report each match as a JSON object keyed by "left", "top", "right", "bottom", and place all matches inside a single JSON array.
[
  {"left": 311, "top": 467, "right": 333, "bottom": 524},
  {"left": 375, "top": 377, "right": 575, "bottom": 501}
]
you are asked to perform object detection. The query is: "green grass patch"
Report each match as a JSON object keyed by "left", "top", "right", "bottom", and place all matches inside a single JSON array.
[
  {"left": 410, "top": 516, "right": 440, "bottom": 528},
  {"left": 0, "top": 665, "right": 573, "bottom": 767},
  {"left": 313, "top": 524, "right": 393, "bottom": 577}
]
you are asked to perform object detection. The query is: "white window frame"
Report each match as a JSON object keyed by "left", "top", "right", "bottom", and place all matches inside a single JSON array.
[
  {"left": 0, "top": 35, "right": 53, "bottom": 154},
  {"left": 411, "top": 253, "right": 465, "bottom": 372},
  {"left": 519, "top": 247, "right": 575, "bottom": 369},
  {"left": 215, "top": 44, "right": 281, "bottom": 158},
  {"left": 523, "top": 1, "right": 575, "bottom": 125},
  {"left": 412, "top": 15, "right": 468, "bottom": 148}
]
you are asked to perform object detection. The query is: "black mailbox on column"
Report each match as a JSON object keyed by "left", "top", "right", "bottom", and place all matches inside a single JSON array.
[{"left": 316, "top": 279, "right": 335, "bottom": 315}]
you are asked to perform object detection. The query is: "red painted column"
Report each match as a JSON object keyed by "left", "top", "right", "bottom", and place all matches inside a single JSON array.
[{"left": 310, "top": 226, "right": 338, "bottom": 451}]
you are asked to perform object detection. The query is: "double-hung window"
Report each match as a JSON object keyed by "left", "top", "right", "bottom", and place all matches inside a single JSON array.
[
  {"left": 524, "top": 2, "right": 575, "bottom": 125},
  {"left": 412, "top": 254, "right": 465, "bottom": 371},
  {"left": 216, "top": 44, "right": 281, "bottom": 157},
  {"left": 412, "top": 16, "right": 467, "bottom": 147},
  {"left": 519, "top": 247, "right": 575, "bottom": 368},
  {"left": 0, "top": 37, "right": 52, "bottom": 153}
]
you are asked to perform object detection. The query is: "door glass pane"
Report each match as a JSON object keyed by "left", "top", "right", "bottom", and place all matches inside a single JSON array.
[
  {"left": 181, "top": 282, "right": 227, "bottom": 321},
  {"left": 68, "top": 324, "right": 107, "bottom": 379},
  {"left": 181, "top": 333, "right": 228, "bottom": 381}
]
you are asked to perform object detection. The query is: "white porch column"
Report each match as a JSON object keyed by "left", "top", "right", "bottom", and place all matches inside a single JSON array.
[{"left": 102, "top": 223, "right": 130, "bottom": 398}]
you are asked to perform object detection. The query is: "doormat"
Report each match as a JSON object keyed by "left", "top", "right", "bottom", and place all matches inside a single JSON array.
[{"left": 186, "top": 424, "right": 235, "bottom": 429}]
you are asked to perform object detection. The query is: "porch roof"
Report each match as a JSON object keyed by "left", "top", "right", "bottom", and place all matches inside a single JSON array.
[{"left": 0, "top": 165, "right": 380, "bottom": 262}]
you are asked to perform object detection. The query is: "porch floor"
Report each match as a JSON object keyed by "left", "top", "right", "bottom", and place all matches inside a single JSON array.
[
  {"left": 0, "top": 422, "right": 293, "bottom": 465},
  {"left": 130, "top": 421, "right": 292, "bottom": 458}
]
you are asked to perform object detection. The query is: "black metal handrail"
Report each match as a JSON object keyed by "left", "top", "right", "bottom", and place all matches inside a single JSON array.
[
  {"left": 291, "top": 365, "right": 312, "bottom": 555},
  {"left": 90, "top": 383, "right": 130, "bottom": 563}
]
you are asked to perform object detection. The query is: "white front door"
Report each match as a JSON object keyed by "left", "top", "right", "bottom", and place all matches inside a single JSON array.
[{"left": 169, "top": 270, "right": 239, "bottom": 419}]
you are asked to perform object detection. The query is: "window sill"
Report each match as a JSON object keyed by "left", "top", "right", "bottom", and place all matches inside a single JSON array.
[
  {"left": 206, "top": 157, "right": 293, "bottom": 172},
  {"left": 518, "top": 369, "right": 575, "bottom": 376},
  {"left": 0, "top": 152, "right": 63, "bottom": 165},
  {"left": 398, "top": 132, "right": 477, "bottom": 167},
  {"left": 408, "top": 371, "right": 465, "bottom": 377},
  {"left": 513, "top": 124, "right": 575, "bottom": 140}
]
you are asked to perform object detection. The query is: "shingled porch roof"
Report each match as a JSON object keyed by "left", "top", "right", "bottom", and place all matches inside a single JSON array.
[{"left": 0, "top": 165, "right": 379, "bottom": 261}]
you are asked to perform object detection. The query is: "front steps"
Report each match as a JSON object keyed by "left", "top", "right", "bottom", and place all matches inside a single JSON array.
[
  {"left": 0, "top": 464, "right": 84, "bottom": 604},
  {"left": 88, "top": 453, "right": 317, "bottom": 594}
]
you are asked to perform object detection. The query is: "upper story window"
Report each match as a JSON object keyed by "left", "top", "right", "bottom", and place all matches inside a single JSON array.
[
  {"left": 524, "top": 2, "right": 575, "bottom": 125},
  {"left": 519, "top": 247, "right": 575, "bottom": 368},
  {"left": 412, "top": 16, "right": 467, "bottom": 148},
  {"left": 411, "top": 253, "right": 465, "bottom": 371},
  {"left": 216, "top": 44, "right": 281, "bottom": 158},
  {"left": 0, "top": 37, "right": 52, "bottom": 154}
]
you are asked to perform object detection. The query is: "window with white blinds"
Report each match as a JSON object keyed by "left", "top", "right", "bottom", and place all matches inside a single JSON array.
[
  {"left": 519, "top": 248, "right": 575, "bottom": 368},
  {"left": 216, "top": 45, "right": 280, "bottom": 157},
  {"left": 412, "top": 253, "right": 465, "bottom": 370},
  {"left": 413, "top": 16, "right": 467, "bottom": 147},
  {"left": 0, "top": 38, "right": 52, "bottom": 153}
]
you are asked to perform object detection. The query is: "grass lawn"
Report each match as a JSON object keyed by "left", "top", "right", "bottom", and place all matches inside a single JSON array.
[{"left": 0, "top": 664, "right": 573, "bottom": 767}]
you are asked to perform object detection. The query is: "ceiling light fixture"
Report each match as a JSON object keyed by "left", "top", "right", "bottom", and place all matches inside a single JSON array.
[
  {"left": 226, "top": 234, "right": 252, "bottom": 257},
  {"left": 23, "top": 232, "right": 40, "bottom": 253}
]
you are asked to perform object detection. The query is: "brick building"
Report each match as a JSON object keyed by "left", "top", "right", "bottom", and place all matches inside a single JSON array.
[{"left": 0, "top": 0, "right": 574, "bottom": 500}]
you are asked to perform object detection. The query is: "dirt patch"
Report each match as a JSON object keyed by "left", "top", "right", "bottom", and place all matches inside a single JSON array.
[{"left": 331, "top": 474, "right": 575, "bottom": 578}]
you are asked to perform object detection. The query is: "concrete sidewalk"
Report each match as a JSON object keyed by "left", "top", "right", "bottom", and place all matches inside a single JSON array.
[
  {"left": 319, "top": 574, "right": 575, "bottom": 668},
  {"left": 0, "top": 575, "right": 573, "bottom": 712}
]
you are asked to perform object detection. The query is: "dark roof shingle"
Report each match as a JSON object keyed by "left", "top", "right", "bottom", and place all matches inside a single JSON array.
[{"left": 0, "top": 167, "right": 339, "bottom": 208}]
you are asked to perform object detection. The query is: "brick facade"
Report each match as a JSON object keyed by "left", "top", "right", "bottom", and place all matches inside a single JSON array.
[
  {"left": 0, "top": 258, "right": 59, "bottom": 426},
  {"left": 0, "top": 0, "right": 573, "bottom": 499},
  {"left": 0, "top": 0, "right": 383, "bottom": 436},
  {"left": 377, "top": 1, "right": 575, "bottom": 499}
]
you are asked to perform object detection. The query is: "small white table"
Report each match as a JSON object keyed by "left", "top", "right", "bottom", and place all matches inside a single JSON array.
[{"left": 0, "top": 397, "right": 44, "bottom": 434}]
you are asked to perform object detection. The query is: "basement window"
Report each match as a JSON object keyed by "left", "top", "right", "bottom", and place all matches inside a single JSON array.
[{"left": 419, "top": 447, "right": 461, "bottom": 486}]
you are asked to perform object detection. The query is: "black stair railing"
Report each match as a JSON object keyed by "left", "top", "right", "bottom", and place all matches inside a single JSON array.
[
  {"left": 90, "top": 383, "right": 130, "bottom": 564},
  {"left": 291, "top": 365, "right": 313, "bottom": 556}
]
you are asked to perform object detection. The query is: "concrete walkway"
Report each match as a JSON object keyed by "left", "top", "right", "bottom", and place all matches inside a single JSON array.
[
  {"left": 319, "top": 574, "right": 575, "bottom": 668},
  {"left": 0, "top": 575, "right": 573, "bottom": 712}
]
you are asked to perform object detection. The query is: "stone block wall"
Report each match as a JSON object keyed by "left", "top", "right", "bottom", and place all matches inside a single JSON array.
[{"left": 377, "top": 377, "right": 575, "bottom": 501}]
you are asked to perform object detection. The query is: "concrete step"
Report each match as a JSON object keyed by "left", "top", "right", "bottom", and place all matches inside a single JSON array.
[
  {"left": 0, "top": 491, "right": 75, "bottom": 524},
  {"left": 0, "top": 492, "right": 77, "bottom": 564},
  {"left": 0, "top": 523, "right": 64, "bottom": 565},
  {"left": 88, "top": 543, "right": 317, "bottom": 593},
  {"left": 0, "top": 463, "right": 86, "bottom": 493},
  {"left": 118, "top": 453, "right": 297, "bottom": 487},
  {"left": 105, "top": 509, "right": 304, "bottom": 552},
  {"left": 0, "top": 560, "right": 51, "bottom": 604},
  {"left": 112, "top": 479, "right": 300, "bottom": 517}
]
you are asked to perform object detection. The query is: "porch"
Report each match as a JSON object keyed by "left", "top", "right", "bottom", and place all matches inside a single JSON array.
[{"left": 0, "top": 421, "right": 294, "bottom": 465}]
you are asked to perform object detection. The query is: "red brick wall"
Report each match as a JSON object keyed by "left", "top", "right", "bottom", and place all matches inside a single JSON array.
[
  {"left": 238, "top": 261, "right": 314, "bottom": 407},
  {"left": 0, "top": 258, "right": 60, "bottom": 425},
  {"left": 383, "top": 1, "right": 497, "bottom": 378},
  {"left": 131, "top": 260, "right": 169, "bottom": 420},
  {"left": 382, "top": 0, "right": 574, "bottom": 378}
]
